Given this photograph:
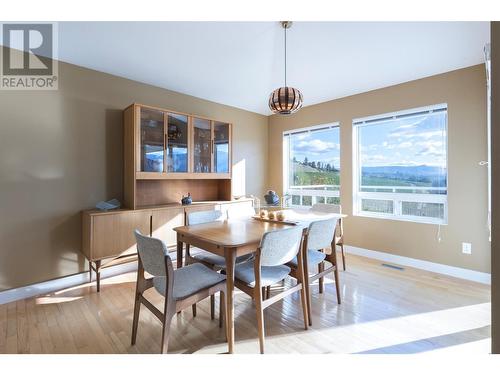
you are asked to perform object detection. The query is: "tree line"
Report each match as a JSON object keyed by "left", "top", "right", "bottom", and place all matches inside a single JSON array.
[{"left": 293, "top": 156, "right": 338, "bottom": 172}]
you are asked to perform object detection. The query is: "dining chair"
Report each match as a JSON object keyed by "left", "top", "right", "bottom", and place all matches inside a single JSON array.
[
  {"left": 185, "top": 209, "right": 253, "bottom": 322},
  {"left": 131, "top": 230, "right": 227, "bottom": 354},
  {"left": 310, "top": 203, "right": 346, "bottom": 270},
  {"left": 234, "top": 226, "right": 309, "bottom": 353},
  {"left": 288, "top": 218, "right": 341, "bottom": 326}
]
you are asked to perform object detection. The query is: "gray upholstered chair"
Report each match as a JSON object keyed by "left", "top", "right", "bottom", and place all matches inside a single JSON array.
[
  {"left": 131, "top": 230, "right": 227, "bottom": 354},
  {"left": 288, "top": 218, "right": 341, "bottom": 326},
  {"left": 185, "top": 209, "right": 253, "bottom": 319},
  {"left": 310, "top": 203, "right": 346, "bottom": 270},
  {"left": 234, "top": 226, "right": 308, "bottom": 353}
]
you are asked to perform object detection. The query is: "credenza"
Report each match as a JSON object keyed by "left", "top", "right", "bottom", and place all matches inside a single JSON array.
[{"left": 82, "top": 198, "right": 253, "bottom": 291}]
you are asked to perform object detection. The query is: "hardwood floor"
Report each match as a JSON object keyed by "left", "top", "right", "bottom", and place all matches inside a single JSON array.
[{"left": 0, "top": 254, "right": 491, "bottom": 354}]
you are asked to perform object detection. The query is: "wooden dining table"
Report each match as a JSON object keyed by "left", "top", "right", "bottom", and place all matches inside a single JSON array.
[{"left": 173, "top": 209, "right": 345, "bottom": 353}]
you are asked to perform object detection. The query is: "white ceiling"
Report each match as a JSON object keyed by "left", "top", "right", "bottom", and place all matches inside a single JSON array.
[{"left": 56, "top": 22, "right": 490, "bottom": 115}]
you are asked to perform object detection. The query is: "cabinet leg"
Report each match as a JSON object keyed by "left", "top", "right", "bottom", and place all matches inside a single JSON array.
[
  {"left": 95, "top": 260, "right": 102, "bottom": 292},
  {"left": 89, "top": 260, "right": 92, "bottom": 282}
]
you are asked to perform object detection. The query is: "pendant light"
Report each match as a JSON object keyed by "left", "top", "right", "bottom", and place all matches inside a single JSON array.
[{"left": 268, "top": 21, "right": 303, "bottom": 115}]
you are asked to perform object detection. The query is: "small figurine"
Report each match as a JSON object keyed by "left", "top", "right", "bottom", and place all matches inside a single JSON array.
[
  {"left": 276, "top": 211, "right": 286, "bottom": 221},
  {"left": 264, "top": 190, "right": 280, "bottom": 205},
  {"left": 268, "top": 211, "right": 276, "bottom": 220},
  {"left": 260, "top": 209, "right": 268, "bottom": 219},
  {"left": 181, "top": 193, "right": 192, "bottom": 205}
]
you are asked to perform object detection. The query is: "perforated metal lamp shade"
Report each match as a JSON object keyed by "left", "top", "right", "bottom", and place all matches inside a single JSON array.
[{"left": 268, "top": 86, "right": 303, "bottom": 115}]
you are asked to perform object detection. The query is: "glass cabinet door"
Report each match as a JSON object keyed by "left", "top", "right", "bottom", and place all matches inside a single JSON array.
[
  {"left": 214, "top": 121, "right": 230, "bottom": 173},
  {"left": 166, "top": 113, "right": 188, "bottom": 173},
  {"left": 193, "top": 117, "right": 212, "bottom": 173},
  {"left": 140, "top": 107, "right": 165, "bottom": 172}
]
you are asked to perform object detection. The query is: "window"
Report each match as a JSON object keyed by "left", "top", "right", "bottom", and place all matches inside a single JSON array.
[
  {"left": 283, "top": 123, "right": 340, "bottom": 208},
  {"left": 353, "top": 104, "right": 448, "bottom": 224}
]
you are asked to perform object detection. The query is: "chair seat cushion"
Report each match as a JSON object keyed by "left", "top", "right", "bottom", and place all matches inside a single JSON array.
[
  {"left": 153, "top": 263, "right": 226, "bottom": 300},
  {"left": 289, "top": 250, "right": 326, "bottom": 268},
  {"left": 235, "top": 260, "right": 290, "bottom": 287},
  {"left": 191, "top": 248, "right": 253, "bottom": 268}
]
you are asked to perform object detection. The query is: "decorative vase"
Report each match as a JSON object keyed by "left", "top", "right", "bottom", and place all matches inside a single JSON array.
[
  {"left": 264, "top": 190, "right": 280, "bottom": 206},
  {"left": 181, "top": 193, "right": 192, "bottom": 205}
]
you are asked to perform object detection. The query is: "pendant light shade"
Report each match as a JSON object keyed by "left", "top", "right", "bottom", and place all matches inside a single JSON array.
[
  {"left": 268, "top": 86, "right": 303, "bottom": 115},
  {"left": 269, "top": 21, "right": 303, "bottom": 115}
]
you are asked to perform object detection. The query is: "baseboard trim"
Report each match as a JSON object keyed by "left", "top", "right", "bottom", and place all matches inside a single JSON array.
[
  {"left": 345, "top": 245, "right": 491, "bottom": 285},
  {"left": 0, "top": 262, "right": 138, "bottom": 305}
]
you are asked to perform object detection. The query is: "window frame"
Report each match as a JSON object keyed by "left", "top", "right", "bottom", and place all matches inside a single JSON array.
[
  {"left": 283, "top": 122, "right": 341, "bottom": 208},
  {"left": 352, "top": 104, "right": 449, "bottom": 225}
]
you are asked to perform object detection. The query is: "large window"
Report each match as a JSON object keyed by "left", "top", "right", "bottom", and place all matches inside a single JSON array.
[
  {"left": 283, "top": 123, "right": 340, "bottom": 207},
  {"left": 353, "top": 104, "right": 448, "bottom": 224}
]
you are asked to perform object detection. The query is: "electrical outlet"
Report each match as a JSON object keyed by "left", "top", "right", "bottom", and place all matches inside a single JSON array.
[{"left": 462, "top": 242, "right": 472, "bottom": 255}]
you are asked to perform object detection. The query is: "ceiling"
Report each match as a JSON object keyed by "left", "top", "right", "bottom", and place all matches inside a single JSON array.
[{"left": 56, "top": 22, "right": 490, "bottom": 115}]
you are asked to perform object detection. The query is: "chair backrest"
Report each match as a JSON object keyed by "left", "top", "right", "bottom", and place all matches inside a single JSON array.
[
  {"left": 307, "top": 218, "right": 338, "bottom": 251},
  {"left": 311, "top": 203, "right": 342, "bottom": 214},
  {"left": 259, "top": 226, "right": 303, "bottom": 267},
  {"left": 186, "top": 209, "right": 223, "bottom": 226},
  {"left": 134, "top": 229, "right": 169, "bottom": 276}
]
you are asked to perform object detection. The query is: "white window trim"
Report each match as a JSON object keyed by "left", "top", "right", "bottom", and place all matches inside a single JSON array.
[
  {"left": 352, "top": 104, "right": 448, "bottom": 225},
  {"left": 283, "top": 122, "right": 340, "bottom": 208}
]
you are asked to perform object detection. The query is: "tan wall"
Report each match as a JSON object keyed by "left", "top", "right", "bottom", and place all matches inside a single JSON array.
[
  {"left": 269, "top": 65, "right": 490, "bottom": 273},
  {"left": 0, "top": 58, "right": 268, "bottom": 291},
  {"left": 490, "top": 21, "right": 499, "bottom": 354}
]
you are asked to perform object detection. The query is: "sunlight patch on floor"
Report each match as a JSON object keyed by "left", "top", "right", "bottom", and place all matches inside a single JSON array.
[{"left": 193, "top": 302, "right": 491, "bottom": 354}]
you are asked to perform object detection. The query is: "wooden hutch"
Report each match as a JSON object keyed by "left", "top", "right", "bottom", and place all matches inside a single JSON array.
[{"left": 82, "top": 103, "right": 253, "bottom": 290}]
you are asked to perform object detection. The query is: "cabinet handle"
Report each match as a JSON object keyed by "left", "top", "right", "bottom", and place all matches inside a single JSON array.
[{"left": 212, "top": 140, "right": 214, "bottom": 154}]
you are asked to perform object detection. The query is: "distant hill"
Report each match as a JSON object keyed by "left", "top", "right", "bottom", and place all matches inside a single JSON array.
[
  {"left": 362, "top": 165, "right": 446, "bottom": 177},
  {"left": 292, "top": 161, "right": 321, "bottom": 173}
]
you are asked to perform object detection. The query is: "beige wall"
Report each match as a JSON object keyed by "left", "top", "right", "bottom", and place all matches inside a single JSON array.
[
  {"left": 491, "top": 21, "right": 499, "bottom": 354},
  {"left": 0, "top": 59, "right": 268, "bottom": 291},
  {"left": 269, "top": 65, "right": 490, "bottom": 273}
]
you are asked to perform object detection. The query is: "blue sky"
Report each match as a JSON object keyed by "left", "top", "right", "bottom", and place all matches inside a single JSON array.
[
  {"left": 290, "top": 127, "right": 340, "bottom": 169},
  {"left": 289, "top": 112, "right": 447, "bottom": 170},
  {"left": 359, "top": 111, "right": 447, "bottom": 168}
]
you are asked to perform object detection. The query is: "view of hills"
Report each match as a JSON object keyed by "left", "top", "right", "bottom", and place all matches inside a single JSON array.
[{"left": 291, "top": 159, "right": 447, "bottom": 190}]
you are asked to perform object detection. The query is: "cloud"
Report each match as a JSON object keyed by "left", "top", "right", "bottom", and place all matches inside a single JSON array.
[
  {"left": 361, "top": 154, "right": 387, "bottom": 163},
  {"left": 294, "top": 139, "right": 339, "bottom": 154},
  {"left": 389, "top": 129, "right": 444, "bottom": 140},
  {"left": 397, "top": 141, "right": 413, "bottom": 149}
]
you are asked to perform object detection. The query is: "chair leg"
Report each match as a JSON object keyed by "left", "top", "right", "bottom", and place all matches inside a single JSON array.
[
  {"left": 219, "top": 291, "right": 225, "bottom": 329},
  {"left": 192, "top": 304, "right": 197, "bottom": 317},
  {"left": 318, "top": 262, "right": 324, "bottom": 294},
  {"left": 261, "top": 287, "right": 266, "bottom": 300},
  {"left": 305, "top": 274, "right": 312, "bottom": 326},
  {"left": 333, "top": 267, "right": 341, "bottom": 304},
  {"left": 266, "top": 286, "right": 271, "bottom": 300},
  {"left": 254, "top": 286, "right": 265, "bottom": 354},
  {"left": 340, "top": 243, "right": 346, "bottom": 271},
  {"left": 131, "top": 293, "right": 141, "bottom": 345},
  {"left": 299, "top": 283, "right": 309, "bottom": 331},
  {"left": 160, "top": 312, "right": 173, "bottom": 354},
  {"left": 210, "top": 295, "right": 215, "bottom": 320}
]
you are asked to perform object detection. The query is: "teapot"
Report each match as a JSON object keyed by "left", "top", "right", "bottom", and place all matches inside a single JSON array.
[
  {"left": 181, "top": 193, "right": 192, "bottom": 205},
  {"left": 264, "top": 190, "right": 280, "bottom": 206}
]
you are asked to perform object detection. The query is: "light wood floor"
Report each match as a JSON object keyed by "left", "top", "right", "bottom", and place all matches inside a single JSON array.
[{"left": 0, "top": 254, "right": 491, "bottom": 354}]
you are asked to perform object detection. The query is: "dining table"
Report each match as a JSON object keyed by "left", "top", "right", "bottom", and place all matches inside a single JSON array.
[{"left": 173, "top": 208, "right": 346, "bottom": 353}]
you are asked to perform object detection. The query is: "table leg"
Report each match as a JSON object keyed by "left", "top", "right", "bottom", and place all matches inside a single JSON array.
[
  {"left": 176, "top": 238, "right": 183, "bottom": 269},
  {"left": 224, "top": 247, "right": 236, "bottom": 354}
]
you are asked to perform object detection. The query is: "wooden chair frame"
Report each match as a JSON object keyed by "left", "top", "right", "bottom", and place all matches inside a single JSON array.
[
  {"left": 234, "top": 240, "right": 309, "bottom": 354},
  {"left": 289, "top": 228, "right": 341, "bottom": 326},
  {"left": 184, "top": 243, "right": 224, "bottom": 322},
  {"left": 131, "top": 255, "right": 227, "bottom": 353}
]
